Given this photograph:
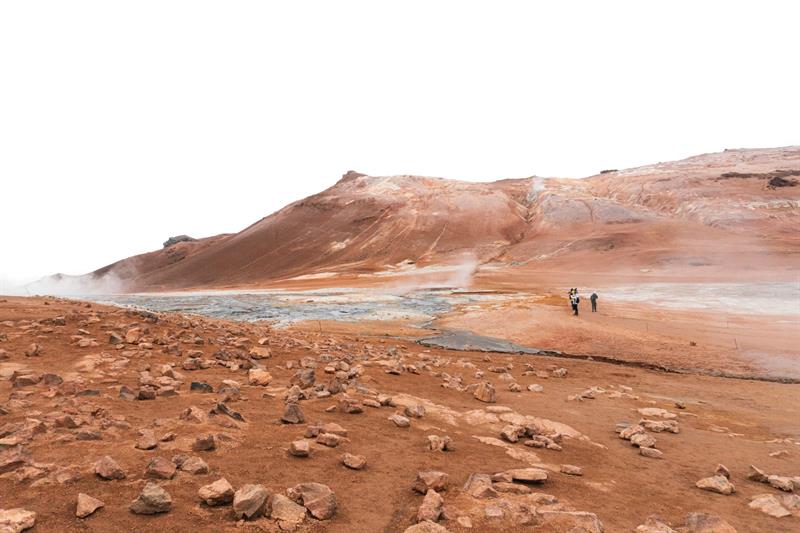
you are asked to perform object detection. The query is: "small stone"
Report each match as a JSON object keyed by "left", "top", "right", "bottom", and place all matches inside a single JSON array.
[
  {"left": 463, "top": 473, "right": 497, "bottom": 499},
  {"left": 748, "top": 494, "right": 791, "bottom": 518},
  {"left": 145, "top": 456, "right": 177, "bottom": 480},
  {"left": 768, "top": 475, "right": 795, "bottom": 492},
  {"left": 289, "top": 440, "right": 311, "bottom": 457},
  {"left": 473, "top": 382, "right": 497, "bottom": 403},
  {"left": 403, "top": 521, "right": 449, "bottom": 533},
  {"left": 130, "top": 481, "right": 172, "bottom": 514},
  {"left": 93, "top": 456, "right": 126, "bottom": 480},
  {"left": 341, "top": 453, "right": 367, "bottom": 470},
  {"left": 233, "top": 484, "right": 269, "bottom": 519},
  {"left": 683, "top": 512, "right": 737, "bottom": 533},
  {"left": 413, "top": 471, "right": 449, "bottom": 494},
  {"left": 316, "top": 433, "right": 343, "bottom": 447},
  {"left": 426, "top": 435, "right": 453, "bottom": 452},
  {"left": 135, "top": 430, "right": 158, "bottom": 450},
  {"left": 747, "top": 464, "right": 768, "bottom": 483},
  {"left": 561, "top": 464, "right": 583, "bottom": 476},
  {"left": 634, "top": 515, "right": 677, "bottom": 533},
  {"left": 389, "top": 414, "right": 410, "bottom": 427},
  {"left": 76, "top": 493, "right": 104, "bottom": 518},
  {"left": 281, "top": 403, "right": 305, "bottom": 424},
  {"left": 404, "top": 404, "right": 426, "bottom": 418},
  {"left": 199, "top": 478, "right": 235, "bottom": 506},
  {"left": 192, "top": 433, "right": 216, "bottom": 451},
  {"left": 640, "top": 447, "right": 664, "bottom": 459},
  {"left": 630, "top": 433, "right": 657, "bottom": 448},
  {"left": 180, "top": 456, "right": 209, "bottom": 475},
  {"left": 714, "top": 464, "right": 730, "bottom": 479},
  {"left": 506, "top": 468, "right": 548, "bottom": 483},
  {"left": 247, "top": 369, "right": 272, "bottom": 386},
  {"left": 695, "top": 475, "right": 735, "bottom": 495}
]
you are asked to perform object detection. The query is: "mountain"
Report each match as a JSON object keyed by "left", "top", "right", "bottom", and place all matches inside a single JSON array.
[{"left": 70, "top": 147, "right": 800, "bottom": 292}]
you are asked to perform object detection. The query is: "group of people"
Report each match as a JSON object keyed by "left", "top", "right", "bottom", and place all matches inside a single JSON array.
[{"left": 568, "top": 288, "right": 598, "bottom": 315}]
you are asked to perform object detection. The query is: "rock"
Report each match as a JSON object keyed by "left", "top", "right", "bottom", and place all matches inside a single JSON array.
[
  {"left": 192, "top": 433, "right": 216, "bottom": 451},
  {"left": 500, "top": 424, "right": 525, "bottom": 443},
  {"left": 24, "top": 343, "right": 41, "bottom": 357},
  {"left": 683, "top": 512, "right": 737, "bottom": 533},
  {"left": 426, "top": 435, "right": 453, "bottom": 452},
  {"left": 413, "top": 471, "right": 449, "bottom": 494},
  {"left": 180, "top": 406, "right": 207, "bottom": 423},
  {"left": 0, "top": 447, "right": 31, "bottom": 474},
  {"left": 180, "top": 456, "right": 209, "bottom": 475},
  {"left": 635, "top": 515, "right": 677, "bottom": 532},
  {"left": 640, "top": 447, "right": 664, "bottom": 459},
  {"left": 341, "top": 453, "right": 367, "bottom": 470},
  {"left": 0, "top": 508, "right": 36, "bottom": 532},
  {"left": 118, "top": 385, "right": 136, "bottom": 401},
  {"left": 630, "top": 433, "right": 657, "bottom": 448},
  {"left": 561, "top": 464, "right": 583, "bottom": 476},
  {"left": 338, "top": 397, "right": 364, "bottom": 414},
  {"left": 494, "top": 482, "right": 530, "bottom": 494},
  {"left": 417, "top": 489, "right": 444, "bottom": 523},
  {"left": 389, "top": 414, "right": 411, "bottom": 427},
  {"left": 287, "top": 482, "right": 337, "bottom": 520},
  {"left": 76, "top": 493, "right": 104, "bottom": 518},
  {"left": 403, "top": 521, "right": 450, "bottom": 533},
  {"left": 462, "top": 473, "right": 497, "bottom": 499},
  {"left": 271, "top": 494, "right": 307, "bottom": 529},
  {"left": 404, "top": 404, "right": 426, "bottom": 418},
  {"left": 747, "top": 464, "right": 768, "bottom": 483},
  {"left": 767, "top": 475, "right": 795, "bottom": 492},
  {"left": 199, "top": 478, "right": 235, "bottom": 506},
  {"left": 190, "top": 381, "right": 214, "bottom": 393},
  {"left": 696, "top": 475, "right": 735, "bottom": 495},
  {"left": 145, "top": 456, "right": 177, "bottom": 479},
  {"left": 506, "top": 468, "right": 548, "bottom": 483},
  {"left": 289, "top": 440, "right": 311, "bottom": 457},
  {"left": 637, "top": 407, "right": 677, "bottom": 419},
  {"left": 748, "top": 494, "right": 791, "bottom": 518},
  {"left": 135, "top": 430, "right": 158, "bottom": 450},
  {"left": 316, "top": 433, "right": 343, "bottom": 447},
  {"left": 714, "top": 464, "right": 730, "bottom": 479},
  {"left": 281, "top": 403, "right": 305, "bottom": 424},
  {"left": 93, "top": 456, "right": 126, "bottom": 480},
  {"left": 108, "top": 331, "right": 124, "bottom": 344},
  {"left": 473, "top": 382, "right": 497, "bottom": 403},
  {"left": 248, "top": 346, "right": 271, "bottom": 359},
  {"left": 124, "top": 328, "right": 141, "bottom": 344},
  {"left": 247, "top": 369, "right": 272, "bottom": 386},
  {"left": 163, "top": 234, "right": 196, "bottom": 247},
  {"left": 130, "top": 481, "right": 172, "bottom": 514},
  {"left": 527, "top": 384, "right": 544, "bottom": 392},
  {"left": 233, "top": 484, "right": 269, "bottom": 519}
]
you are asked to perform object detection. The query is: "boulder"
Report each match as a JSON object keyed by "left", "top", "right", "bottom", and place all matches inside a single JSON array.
[
  {"left": 180, "top": 456, "right": 209, "bottom": 475},
  {"left": 289, "top": 440, "right": 311, "bottom": 457},
  {"left": 463, "top": 473, "right": 497, "bottom": 499},
  {"left": 247, "top": 369, "right": 272, "bottom": 386},
  {"left": 506, "top": 468, "right": 548, "bottom": 483},
  {"left": 683, "top": 512, "right": 737, "bottom": 533},
  {"left": 748, "top": 494, "right": 791, "bottom": 518},
  {"left": 389, "top": 414, "right": 410, "bottom": 427},
  {"left": 426, "top": 435, "right": 453, "bottom": 452},
  {"left": 129, "top": 482, "right": 172, "bottom": 514},
  {"left": 192, "top": 433, "right": 216, "bottom": 451},
  {"left": 199, "top": 478, "right": 235, "bottom": 506}
]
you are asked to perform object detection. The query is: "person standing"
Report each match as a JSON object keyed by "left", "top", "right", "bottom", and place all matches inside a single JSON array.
[
  {"left": 570, "top": 289, "right": 580, "bottom": 315},
  {"left": 590, "top": 292, "right": 598, "bottom": 312}
]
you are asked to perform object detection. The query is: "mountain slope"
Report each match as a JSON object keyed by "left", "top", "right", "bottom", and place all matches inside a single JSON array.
[{"left": 78, "top": 147, "right": 800, "bottom": 291}]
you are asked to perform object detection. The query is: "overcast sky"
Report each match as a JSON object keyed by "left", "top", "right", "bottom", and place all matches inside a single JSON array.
[{"left": 1, "top": 1, "right": 798, "bottom": 287}]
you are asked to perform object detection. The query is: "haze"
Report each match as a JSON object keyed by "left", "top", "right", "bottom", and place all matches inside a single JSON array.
[{"left": 1, "top": 1, "right": 798, "bottom": 286}]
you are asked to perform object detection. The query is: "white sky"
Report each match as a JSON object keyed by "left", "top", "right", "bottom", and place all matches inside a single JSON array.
[{"left": 1, "top": 1, "right": 798, "bottom": 287}]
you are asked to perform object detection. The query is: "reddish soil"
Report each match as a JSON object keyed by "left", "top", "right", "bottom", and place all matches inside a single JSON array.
[{"left": 1, "top": 297, "right": 798, "bottom": 532}]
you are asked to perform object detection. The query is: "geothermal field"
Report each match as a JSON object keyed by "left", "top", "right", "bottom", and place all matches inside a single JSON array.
[{"left": 1, "top": 148, "right": 799, "bottom": 532}]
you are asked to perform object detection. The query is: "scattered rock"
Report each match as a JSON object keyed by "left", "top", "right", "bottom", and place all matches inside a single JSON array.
[
  {"left": 341, "top": 453, "right": 367, "bottom": 470},
  {"left": 683, "top": 512, "right": 737, "bottom": 533},
  {"left": 93, "top": 456, "right": 126, "bottom": 480},
  {"left": 417, "top": 489, "right": 444, "bottom": 523},
  {"left": 180, "top": 456, "right": 209, "bottom": 475},
  {"left": 287, "top": 482, "right": 337, "bottom": 520},
  {"left": 290, "top": 440, "right": 311, "bottom": 457},
  {"left": 271, "top": 493, "right": 307, "bottom": 529},
  {"left": 282, "top": 403, "right": 305, "bottom": 424},
  {"left": 748, "top": 494, "right": 792, "bottom": 518},
  {"left": 192, "top": 433, "right": 216, "bottom": 452},
  {"left": 0, "top": 508, "right": 36, "bottom": 532},
  {"left": 695, "top": 475, "right": 735, "bottom": 495},
  {"left": 76, "top": 493, "right": 104, "bottom": 518},
  {"left": 389, "top": 414, "right": 411, "bottom": 427},
  {"left": 561, "top": 464, "right": 583, "bottom": 476},
  {"left": 462, "top": 473, "right": 497, "bottom": 499},
  {"left": 426, "top": 435, "right": 453, "bottom": 452},
  {"left": 473, "top": 382, "right": 497, "bottom": 403},
  {"left": 635, "top": 515, "right": 677, "bottom": 532},
  {"left": 413, "top": 471, "right": 449, "bottom": 494},
  {"left": 199, "top": 478, "right": 235, "bottom": 506},
  {"left": 233, "top": 484, "right": 269, "bottom": 519},
  {"left": 130, "top": 482, "right": 172, "bottom": 514},
  {"left": 145, "top": 456, "right": 177, "bottom": 480}
]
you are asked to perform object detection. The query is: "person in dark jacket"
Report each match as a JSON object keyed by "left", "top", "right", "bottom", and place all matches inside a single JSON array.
[
  {"left": 570, "top": 289, "right": 580, "bottom": 315},
  {"left": 590, "top": 292, "right": 598, "bottom": 312}
]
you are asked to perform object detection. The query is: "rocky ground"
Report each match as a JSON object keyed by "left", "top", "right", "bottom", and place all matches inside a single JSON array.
[{"left": 0, "top": 296, "right": 798, "bottom": 532}]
